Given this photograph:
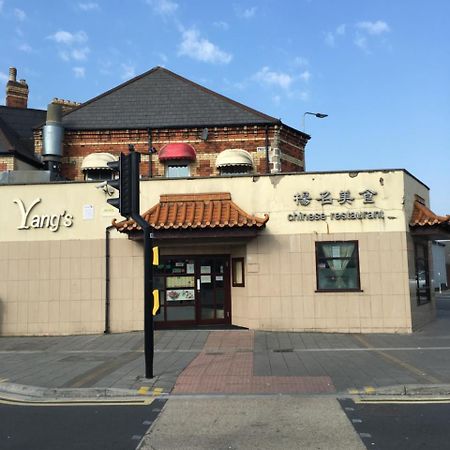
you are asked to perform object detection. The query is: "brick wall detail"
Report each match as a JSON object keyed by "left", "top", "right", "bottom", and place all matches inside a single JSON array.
[
  {"left": 0, "top": 156, "right": 15, "bottom": 171},
  {"left": 34, "top": 125, "right": 308, "bottom": 181}
]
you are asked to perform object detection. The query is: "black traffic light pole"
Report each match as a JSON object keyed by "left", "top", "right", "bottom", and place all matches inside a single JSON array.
[
  {"left": 132, "top": 216, "right": 154, "bottom": 378},
  {"left": 129, "top": 148, "right": 154, "bottom": 379},
  {"left": 107, "top": 146, "right": 154, "bottom": 379}
]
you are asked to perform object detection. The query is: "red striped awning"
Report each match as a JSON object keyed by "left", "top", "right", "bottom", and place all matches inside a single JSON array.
[{"left": 158, "top": 143, "right": 196, "bottom": 161}]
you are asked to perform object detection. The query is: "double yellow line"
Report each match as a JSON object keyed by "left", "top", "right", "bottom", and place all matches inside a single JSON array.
[{"left": 0, "top": 396, "right": 155, "bottom": 407}]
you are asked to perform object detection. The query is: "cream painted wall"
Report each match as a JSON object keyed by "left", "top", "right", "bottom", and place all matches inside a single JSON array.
[
  {"left": 0, "top": 169, "right": 435, "bottom": 335},
  {"left": 0, "top": 169, "right": 429, "bottom": 242}
]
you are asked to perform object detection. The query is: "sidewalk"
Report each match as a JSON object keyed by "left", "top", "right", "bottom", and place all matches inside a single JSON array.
[{"left": 1, "top": 294, "right": 450, "bottom": 399}]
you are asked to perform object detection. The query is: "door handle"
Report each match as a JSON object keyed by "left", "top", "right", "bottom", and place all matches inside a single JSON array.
[{"left": 196, "top": 279, "right": 201, "bottom": 291}]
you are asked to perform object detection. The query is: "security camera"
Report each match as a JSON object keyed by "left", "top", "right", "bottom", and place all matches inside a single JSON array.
[{"left": 95, "top": 181, "right": 115, "bottom": 196}]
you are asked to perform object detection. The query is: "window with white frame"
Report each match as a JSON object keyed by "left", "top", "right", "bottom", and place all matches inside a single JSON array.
[
  {"left": 165, "top": 161, "right": 190, "bottom": 178},
  {"left": 315, "top": 241, "right": 361, "bottom": 291}
]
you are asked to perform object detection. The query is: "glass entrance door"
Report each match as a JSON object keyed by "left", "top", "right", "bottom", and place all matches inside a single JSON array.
[
  {"left": 153, "top": 255, "right": 231, "bottom": 327},
  {"left": 414, "top": 241, "right": 431, "bottom": 305},
  {"left": 197, "top": 256, "right": 230, "bottom": 325}
]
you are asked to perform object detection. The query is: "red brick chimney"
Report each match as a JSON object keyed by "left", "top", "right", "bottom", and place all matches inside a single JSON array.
[{"left": 6, "top": 67, "right": 29, "bottom": 108}]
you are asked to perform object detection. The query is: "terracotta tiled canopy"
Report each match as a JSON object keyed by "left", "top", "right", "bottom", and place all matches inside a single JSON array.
[
  {"left": 113, "top": 192, "right": 269, "bottom": 232},
  {"left": 410, "top": 200, "right": 450, "bottom": 238}
]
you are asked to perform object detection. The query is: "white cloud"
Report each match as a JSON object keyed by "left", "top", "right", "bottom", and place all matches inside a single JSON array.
[
  {"left": 292, "top": 56, "right": 309, "bottom": 67},
  {"left": 336, "top": 24, "right": 346, "bottom": 35},
  {"left": 357, "top": 20, "right": 390, "bottom": 35},
  {"left": 58, "top": 51, "right": 70, "bottom": 61},
  {"left": 58, "top": 47, "right": 90, "bottom": 62},
  {"left": 48, "top": 30, "right": 90, "bottom": 62},
  {"left": 78, "top": 2, "right": 100, "bottom": 11},
  {"left": 48, "top": 30, "right": 88, "bottom": 45},
  {"left": 0, "top": 71, "right": 8, "bottom": 82},
  {"left": 156, "top": 52, "right": 168, "bottom": 63},
  {"left": 0, "top": 1, "right": 4, "bottom": 13},
  {"left": 71, "top": 47, "right": 90, "bottom": 61},
  {"left": 254, "top": 67, "right": 293, "bottom": 90},
  {"left": 18, "top": 43, "right": 32, "bottom": 52},
  {"left": 299, "top": 70, "right": 311, "bottom": 82},
  {"left": 354, "top": 34, "right": 369, "bottom": 52},
  {"left": 178, "top": 29, "right": 232, "bottom": 64},
  {"left": 14, "top": 8, "right": 26, "bottom": 21},
  {"left": 148, "top": 0, "right": 178, "bottom": 15},
  {"left": 236, "top": 6, "right": 257, "bottom": 19},
  {"left": 73, "top": 67, "right": 85, "bottom": 78},
  {"left": 272, "top": 95, "right": 281, "bottom": 106},
  {"left": 98, "top": 59, "right": 113, "bottom": 75},
  {"left": 213, "top": 21, "right": 229, "bottom": 30},
  {"left": 325, "top": 24, "right": 346, "bottom": 47},
  {"left": 324, "top": 31, "right": 335, "bottom": 47},
  {"left": 121, "top": 63, "right": 136, "bottom": 80}
]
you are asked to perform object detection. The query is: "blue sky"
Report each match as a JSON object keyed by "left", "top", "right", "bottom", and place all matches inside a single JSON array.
[{"left": 1, "top": 0, "right": 449, "bottom": 214}]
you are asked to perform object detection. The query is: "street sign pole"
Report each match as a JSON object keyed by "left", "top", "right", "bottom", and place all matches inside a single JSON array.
[
  {"left": 107, "top": 146, "right": 154, "bottom": 378},
  {"left": 127, "top": 147, "right": 154, "bottom": 379}
]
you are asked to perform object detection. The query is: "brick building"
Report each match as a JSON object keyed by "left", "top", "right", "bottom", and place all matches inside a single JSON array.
[
  {"left": 33, "top": 67, "right": 309, "bottom": 181},
  {"left": 0, "top": 68, "right": 45, "bottom": 173},
  {"left": 2, "top": 65, "right": 448, "bottom": 336}
]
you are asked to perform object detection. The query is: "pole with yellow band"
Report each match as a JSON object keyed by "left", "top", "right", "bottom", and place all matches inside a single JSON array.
[
  {"left": 152, "top": 246, "right": 160, "bottom": 316},
  {"left": 152, "top": 289, "right": 160, "bottom": 316},
  {"left": 153, "top": 246, "right": 159, "bottom": 266}
]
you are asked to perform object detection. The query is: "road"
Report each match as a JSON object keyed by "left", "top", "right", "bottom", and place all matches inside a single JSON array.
[
  {"left": 0, "top": 398, "right": 166, "bottom": 450},
  {"left": 340, "top": 398, "right": 450, "bottom": 450}
]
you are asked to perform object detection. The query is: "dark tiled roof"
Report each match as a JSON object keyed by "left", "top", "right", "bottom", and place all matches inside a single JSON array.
[
  {"left": 410, "top": 200, "right": 450, "bottom": 226},
  {"left": 113, "top": 192, "right": 269, "bottom": 232},
  {"left": 62, "top": 67, "right": 279, "bottom": 130},
  {"left": 0, "top": 106, "right": 46, "bottom": 161}
]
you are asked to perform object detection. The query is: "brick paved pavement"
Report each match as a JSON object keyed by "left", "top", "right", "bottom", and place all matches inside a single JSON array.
[
  {"left": 1, "top": 295, "right": 450, "bottom": 397},
  {"left": 173, "top": 331, "right": 335, "bottom": 394}
]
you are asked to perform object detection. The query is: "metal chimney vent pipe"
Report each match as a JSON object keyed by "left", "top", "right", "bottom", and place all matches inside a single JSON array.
[{"left": 42, "top": 103, "right": 64, "bottom": 177}]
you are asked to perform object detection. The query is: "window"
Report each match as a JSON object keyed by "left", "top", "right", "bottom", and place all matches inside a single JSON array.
[
  {"left": 232, "top": 257, "right": 245, "bottom": 287},
  {"left": 83, "top": 169, "right": 113, "bottom": 181},
  {"left": 219, "top": 165, "right": 253, "bottom": 176},
  {"left": 215, "top": 149, "right": 254, "bottom": 176},
  {"left": 165, "top": 161, "right": 190, "bottom": 178},
  {"left": 414, "top": 241, "right": 431, "bottom": 305},
  {"left": 315, "top": 241, "right": 361, "bottom": 291}
]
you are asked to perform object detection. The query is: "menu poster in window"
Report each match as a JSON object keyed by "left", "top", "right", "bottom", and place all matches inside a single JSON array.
[
  {"left": 186, "top": 263, "right": 195, "bottom": 274},
  {"left": 200, "top": 266, "right": 211, "bottom": 274},
  {"left": 166, "top": 289, "right": 195, "bottom": 302},
  {"left": 166, "top": 276, "right": 195, "bottom": 288}
]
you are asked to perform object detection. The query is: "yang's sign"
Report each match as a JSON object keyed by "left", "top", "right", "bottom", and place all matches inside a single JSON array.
[{"left": 14, "top": 198, "right": 74, "bottom": 232}]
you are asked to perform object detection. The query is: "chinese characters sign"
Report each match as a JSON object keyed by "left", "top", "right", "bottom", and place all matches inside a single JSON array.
[
  {"left": 294, "top": 189, "right": 377, "bottom": 206},
  {"left": 289, "top": 188, "right": 384, "bottom": 222}
]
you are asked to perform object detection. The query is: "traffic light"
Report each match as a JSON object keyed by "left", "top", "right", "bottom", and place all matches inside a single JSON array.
[
  {"left": 106, "top": 146, "right": 140, "bottom": 217},
  {"left": 107, "top": 153, "right": 132, "bottom": 217}
]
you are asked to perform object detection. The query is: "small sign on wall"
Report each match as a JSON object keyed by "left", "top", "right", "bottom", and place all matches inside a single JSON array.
[{"left": 83, "top": 204, "right": 94, "bottom": 220}]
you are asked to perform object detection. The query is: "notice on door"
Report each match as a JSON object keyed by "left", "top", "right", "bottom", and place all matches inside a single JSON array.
[{"left": 200, "top": 266, "right": 211, "bottom": 274}]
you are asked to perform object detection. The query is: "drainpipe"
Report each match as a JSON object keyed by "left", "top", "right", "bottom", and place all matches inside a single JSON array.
[
  {"left": 148, "top": 128, "right": 157, "bottom": 178},
  {"left": 104, "top": 224, "right": 115, "bottom": 334},
  {"left": 147, "top": 128, "right": 152, "bottom": 178},
  {"left": 265, "top": 126, "right": 270, "bottom": 174}
]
